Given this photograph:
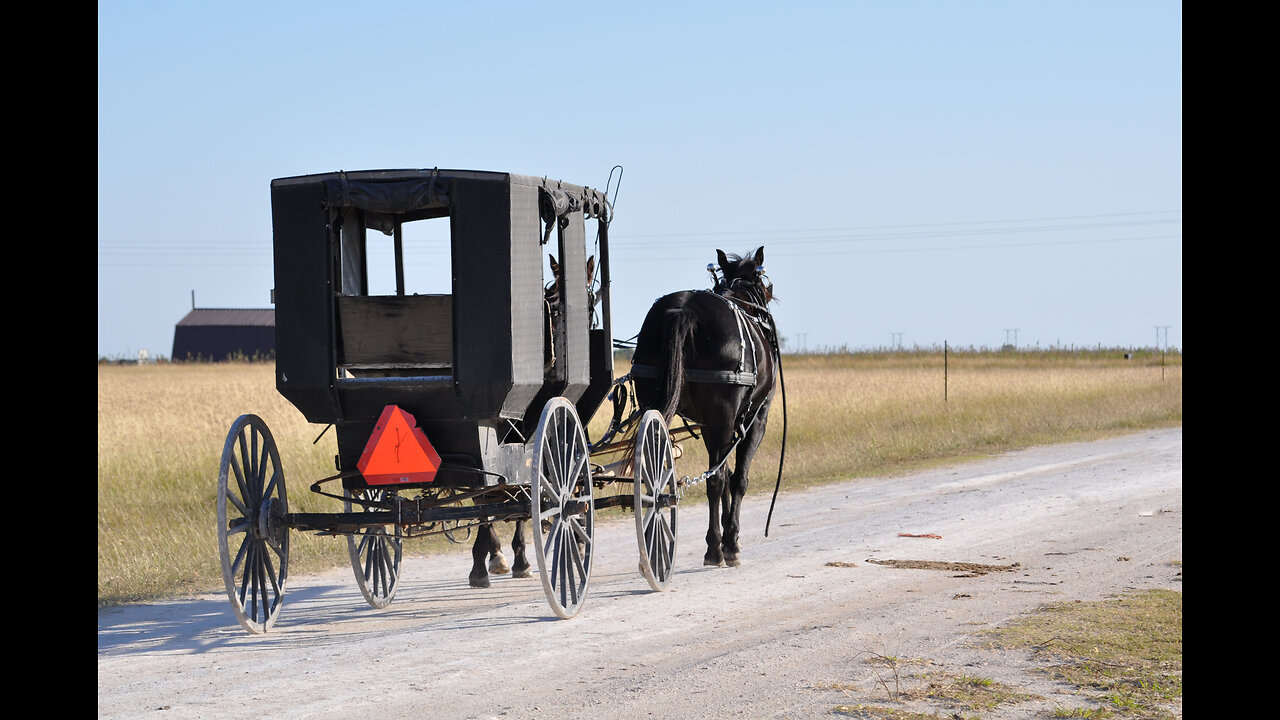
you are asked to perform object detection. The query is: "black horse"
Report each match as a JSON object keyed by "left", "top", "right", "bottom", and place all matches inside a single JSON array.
[{"left": 631, "top": 247, "right": 778, "bottom": 567}]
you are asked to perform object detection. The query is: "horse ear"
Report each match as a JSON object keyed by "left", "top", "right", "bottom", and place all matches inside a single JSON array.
[
  {"left": 549, "top": 254, "right": 559, "bottom": 273},
  {"left": 754, "top": 247, "right": 765, "bottom": 268},
  {"left": 586, "top": 255, "right": 596, "bottom": 283},
  {"left": 716, "top": 249, "right": 729, "bottom": 271}
]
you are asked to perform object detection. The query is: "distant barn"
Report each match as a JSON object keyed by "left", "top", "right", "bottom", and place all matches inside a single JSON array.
[{"left": 172, "top": 308, "right": 275, "bottom": 361}]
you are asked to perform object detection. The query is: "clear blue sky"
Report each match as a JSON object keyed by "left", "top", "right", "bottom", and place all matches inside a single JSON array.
[{"left": 98, "top": 2, "right": 1182, "bottom": 358}]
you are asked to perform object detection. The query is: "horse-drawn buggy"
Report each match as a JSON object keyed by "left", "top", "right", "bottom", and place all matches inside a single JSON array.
[
  {"left": 217, "top": 168, "right": 682, "bottom": 633},
  {"left": 219, "top": 167, "right": 782, "bottom": 635}
]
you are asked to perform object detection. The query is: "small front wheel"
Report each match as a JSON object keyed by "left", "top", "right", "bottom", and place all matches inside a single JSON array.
[{"left": 345, "top": 488, "right": 403, "bottom": 609}]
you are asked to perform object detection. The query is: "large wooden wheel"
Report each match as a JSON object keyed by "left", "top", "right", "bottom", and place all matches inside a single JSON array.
[
  {"left": 345, "top": 488, "right": 403, "bottom": 609},
  {"left": 530, "top": 397, "right": 595, "bottom": 619},
  {"left": 634, "top": 410, "right": 678, "bottom": 591},
  {"left": 217, "top": 415, "right": 289, "bottom": 634}
]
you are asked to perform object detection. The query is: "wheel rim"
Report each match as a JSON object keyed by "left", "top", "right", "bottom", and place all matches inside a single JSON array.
[
  {"left": 531, "top": 397, "right": 594, "bottom": 618},
  {"left": 345, "top": 488, "right": 403, "bottom": 609},
  {"left": 635, "top": 410, "right": 678, "bottom": 591},
  {"left": 217, "top": 415, "right": 289, "bottom": 634}
]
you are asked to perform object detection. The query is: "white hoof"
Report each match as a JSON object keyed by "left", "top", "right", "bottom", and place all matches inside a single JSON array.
[{"left": 489, "top": 551, "right": 510, "bottom": 575}]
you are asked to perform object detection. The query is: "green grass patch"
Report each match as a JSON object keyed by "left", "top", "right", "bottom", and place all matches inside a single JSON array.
[
  {"left": 922, "top": 674, "right": 1037, "bottom": 712},
  {"left": 988, "top": 589, "right": 1183, "bottom": 719}
]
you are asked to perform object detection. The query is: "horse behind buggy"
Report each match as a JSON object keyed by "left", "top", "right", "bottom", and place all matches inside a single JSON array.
[{"left": 216, "top": 168, "right": 679, "bottom": 633}]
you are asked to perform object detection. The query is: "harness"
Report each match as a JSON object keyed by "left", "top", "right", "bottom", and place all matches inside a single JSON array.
[{"left": 628, "top": 291, "right": 760, "bottom": 387}]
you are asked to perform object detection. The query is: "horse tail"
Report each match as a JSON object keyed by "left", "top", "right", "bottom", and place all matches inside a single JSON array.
[{"left": 659, "top": 309, "right": 696, "bottom": 424}]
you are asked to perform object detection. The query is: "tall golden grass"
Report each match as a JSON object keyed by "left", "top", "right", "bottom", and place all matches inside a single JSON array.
[
  {"left": 98, "top": 363, "right": 344, "bottom": 604},
  {"left": 97, "top": 351, "right": 1181, "bottom": 604}
]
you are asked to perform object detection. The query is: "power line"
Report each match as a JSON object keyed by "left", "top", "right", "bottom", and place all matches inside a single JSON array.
[{"left": 619, "top": 209, "right": 1182, "bottom": 240}]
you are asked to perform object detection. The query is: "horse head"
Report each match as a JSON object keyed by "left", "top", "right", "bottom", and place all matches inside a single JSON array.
[
  {"left": 715, "top": 246, "right": 774, "bottom": 305},
  {"left": 546, "top": 254, "right": 600, "bottom": 328}
]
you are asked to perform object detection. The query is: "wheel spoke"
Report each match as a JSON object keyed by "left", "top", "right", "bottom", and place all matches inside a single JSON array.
[
  {"left": 362, "top": 536, "right": 376, "bottom": 582},
  {"left": 370, "top": 539, "right": 383, "bottom": 591},
  {"left": 377, "top": 540, "right": 392, "bottom": 591},
  {"left": 263, "top": 547, "right": 281, "bottom": 596},
  {"left": 230, "top": 532, "right": 250, "bottom": 576},
  {"left": 568, "top": 516, "right": 592, "bottom": 548},
  {"left": 544, "top": 515, "right": 563, "bottom": 561},
  {"left": 239, "top": 542, "right": 255, "bottom": 605},
  {"left": 263, "top": 467, "right": 281, "bottom": 503},
  {"left": 230, "top": 453, "right": 251, "bottom": 511},
  {"left": 550, "top": 524, "right": 563, "bottom": 588},
  {"left": 564, "top": 534, "right": 573, "bottom": 600},
  {"left": 378, "top": 540, "right": 394, "bottom": 594},
  {"left": 642, "top": 508, "right": 656, "bottom": 535},
  {"left": 256, "top": 548, "right": 270, "bottom": 622},
  {"left": 567, "top": 454, "right": 588, "bottom": 492},
  {"left": 660, "top": 527, "right": 670, "bottom": 574},
  {"left": 567, "top": 533, "right": 582, "bottom": 604},
  {"left": 257, "top": 437, "right": 271, "bottom": 495},
  {"left": 248, "top": 429, "right": 261, "bottom": 501},
  {"left": 225, "top": 490, "right": 249, "bottom": 519},
  {"left": 235, "top": 432, "right": 251, "bottom": 498}
]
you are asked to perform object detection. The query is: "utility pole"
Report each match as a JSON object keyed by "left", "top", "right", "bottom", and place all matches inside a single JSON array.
[
  {"left": 1153, "top": 325, "right": 1171, "bottom": 381},
  {"left": 890, "top": 332, "right": 903, "bottom": 350},
  {"left": 1152, "top": 325, "right": 1170, "bottom": 351},
  {"left": 1003, "top": 328, "right": 1019, "bottom": 348}
]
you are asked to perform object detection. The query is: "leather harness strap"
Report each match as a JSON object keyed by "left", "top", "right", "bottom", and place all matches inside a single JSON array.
[{"left": 628, "top": 363, "right": 757, "bottom": 386}]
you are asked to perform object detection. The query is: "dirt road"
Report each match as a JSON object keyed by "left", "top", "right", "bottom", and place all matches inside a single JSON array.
[{"left": 98, "top": 428, "right": 1182, "bottom": 719}]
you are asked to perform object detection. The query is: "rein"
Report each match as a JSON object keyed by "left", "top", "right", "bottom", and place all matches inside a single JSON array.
[{"left": 709, "top": 279, "right": 790, "bottom": 537}]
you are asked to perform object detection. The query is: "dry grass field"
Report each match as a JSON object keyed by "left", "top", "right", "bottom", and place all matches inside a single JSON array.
[{"left": 97, "top": 351, "right": 1181, "bottom": 605}]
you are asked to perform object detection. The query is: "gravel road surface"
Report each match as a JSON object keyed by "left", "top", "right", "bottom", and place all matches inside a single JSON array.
[{"left": 99, "top": 428, "right": 1182, "bottom": 719}]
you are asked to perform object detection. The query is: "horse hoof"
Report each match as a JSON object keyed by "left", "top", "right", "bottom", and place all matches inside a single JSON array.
[
  {"left": 512, "top": 567, "right": 532, "bottom": 579},
  {"left": 469, "top": 575, "right": 491, "bottom": 589},
  {"left": 489, "top": 552, "right": 510, "bottom": 575},
  {"left": 704, "top": 556, "right": 724, "bottom": 567},
  {"left": 724, "top": 554, "right": 741, "bottom": 567}
]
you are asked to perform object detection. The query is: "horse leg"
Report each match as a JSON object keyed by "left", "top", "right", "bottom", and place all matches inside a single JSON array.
[
  {"left": 701, "top": 427, "right": 734, "bottom": 567},
  {"left": 489, "top": 522, "right": 511, "bottom": 575},
  {"left": 704, "top": 471, "right": 726, "bottom": 566},
  {"left": 511, "top": 519, "right": 532, "bottom": 578},
  {"left": 469, "top": 523, "right": 499, "bottom": 588},
  {"left": 723, "top": 409, "right": 769, "bottom": 567}
]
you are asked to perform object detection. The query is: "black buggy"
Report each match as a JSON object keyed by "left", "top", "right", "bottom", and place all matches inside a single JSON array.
[{"left": 217, "top": 169, "right": 679, "bottom": 634}]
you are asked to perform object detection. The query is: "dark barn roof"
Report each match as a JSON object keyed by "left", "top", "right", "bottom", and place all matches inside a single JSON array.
[{"left": 172, "top": 308, "right": 275, "bottom": 361}]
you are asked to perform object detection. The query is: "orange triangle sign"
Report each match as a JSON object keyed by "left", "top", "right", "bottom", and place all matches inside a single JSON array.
[{"left": 357, "top": 405, "right": 442, "bottom": 485}]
